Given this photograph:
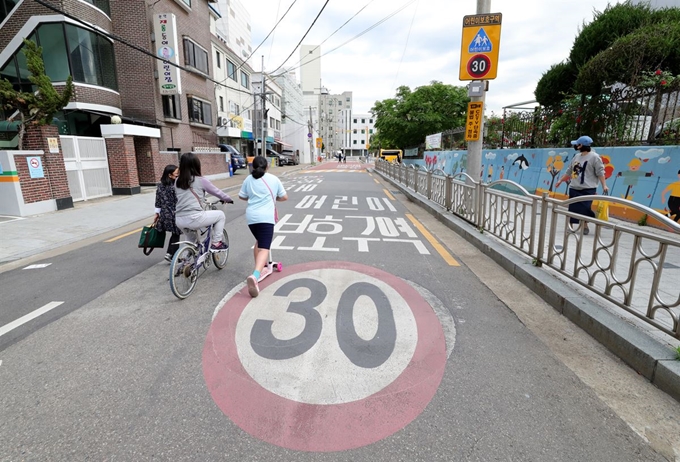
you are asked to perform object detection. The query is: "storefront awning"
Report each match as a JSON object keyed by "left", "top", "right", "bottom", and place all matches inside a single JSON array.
[{"left": 276, "top": 140, "right": 293, "bottom": 147}]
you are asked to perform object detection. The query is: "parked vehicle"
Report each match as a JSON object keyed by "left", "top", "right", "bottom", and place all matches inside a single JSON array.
[
  {"left": 265, "top": 148, "right": 281, "bottom": 166},
  {"left": 279, "top": 150, "right": 298, "bottom": 166},
  {"left": 219, "top": 144, "right": 246, "bottom": 170}
]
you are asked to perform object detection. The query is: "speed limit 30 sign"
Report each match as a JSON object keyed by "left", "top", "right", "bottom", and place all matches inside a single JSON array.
[
  {"left": 459, "top": 13, "right": 502, "bottom": 81},
  {"left": 203, "top": 261, "right": 449, "bottom": 452}
]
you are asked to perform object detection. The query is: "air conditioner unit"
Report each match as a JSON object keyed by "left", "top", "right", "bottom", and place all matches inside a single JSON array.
[{"left": 217, "top": 117, "right": 223, "bottom": 127}]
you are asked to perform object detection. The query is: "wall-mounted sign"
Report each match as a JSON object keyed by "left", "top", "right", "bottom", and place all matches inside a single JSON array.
[
  {"left": 465, "top": 102, "right": 484, "bottom": 141},
  {"left": 425, "top": 133, "right": 442, "bottom": 149},
  {"left": 47, "top": 137, "right": 59, "bottom": 153},
  {"left": 153, "top": 13, "right": 182, "bottom": 95},
  {"left": 27, "top": 156, "right": 44, "bottom": 178}
]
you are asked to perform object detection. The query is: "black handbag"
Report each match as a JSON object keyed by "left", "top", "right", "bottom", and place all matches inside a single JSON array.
[{"left": 138, "top": 223, "right": 166, "bottom": 256}]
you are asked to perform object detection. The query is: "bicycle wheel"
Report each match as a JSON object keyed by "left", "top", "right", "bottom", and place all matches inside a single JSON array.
[
  {"left": 169, "top": 246, "right": 198, "bottom": 299},
  {"left": 212, "top": 229, "right": 230, "bottom": 269}
]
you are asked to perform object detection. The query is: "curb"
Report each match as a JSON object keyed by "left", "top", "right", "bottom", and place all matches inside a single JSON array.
[{"left": 376, "top": 171, "right": 680, "bottom": 403}]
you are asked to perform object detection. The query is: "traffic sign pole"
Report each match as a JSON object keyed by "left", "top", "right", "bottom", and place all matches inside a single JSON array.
[{"left": 466, "top": 0, "right": 491, "bottom": 184}]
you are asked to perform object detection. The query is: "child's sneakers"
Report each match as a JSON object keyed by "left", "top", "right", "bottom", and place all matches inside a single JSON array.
[
  {"left": 246, "top": 275, "right": 259, "bottom": 297},
  {"left": 258, "top": 264, "right": 273, "bottom": 282},
  {"left": 210, "top": 241, "right": 229, "bottom": 252}
]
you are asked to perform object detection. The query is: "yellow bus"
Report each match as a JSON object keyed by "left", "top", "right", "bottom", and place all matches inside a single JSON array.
[{"left": 379, "top": 149, "right": 402, "bottom": 163}]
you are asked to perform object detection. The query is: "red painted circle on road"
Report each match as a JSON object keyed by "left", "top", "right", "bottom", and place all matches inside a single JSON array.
[{"left": 202, "top": 261, "right": 447, "bottom": 452}]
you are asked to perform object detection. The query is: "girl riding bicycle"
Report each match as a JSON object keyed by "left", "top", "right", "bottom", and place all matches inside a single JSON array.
[{"left": 175, "top": 152, "right": 233, "bottom": 252}]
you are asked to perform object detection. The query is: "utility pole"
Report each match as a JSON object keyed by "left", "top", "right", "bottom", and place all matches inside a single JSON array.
[
  {"left": 308, "top": 106, "right": 315, "bottom": 163},
  {"left": 466, "top": 0, "right": 490, "bottom": 181},
  {"left": 260, "top": 55, "right": 266, "bottom": 157}
]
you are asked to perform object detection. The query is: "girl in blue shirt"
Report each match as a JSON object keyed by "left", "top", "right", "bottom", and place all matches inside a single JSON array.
[{"left": 239, "top": 156, "right": 288, "bottom": 297}]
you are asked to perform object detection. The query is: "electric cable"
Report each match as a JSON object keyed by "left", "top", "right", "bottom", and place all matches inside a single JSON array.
[
  {"left": 269, "top": 0, "right": 331, "bottom": 75},
  {"left": 391, "top": 0, "right": 419, "bottom": 92}
]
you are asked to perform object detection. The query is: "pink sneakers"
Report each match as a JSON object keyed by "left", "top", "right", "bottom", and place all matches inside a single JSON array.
[
  {"left": 246, "top": 275, "right": 259, "bottom": 297},
  {"left": 258, "top": 264, "right": 273, "bottom": 282}
]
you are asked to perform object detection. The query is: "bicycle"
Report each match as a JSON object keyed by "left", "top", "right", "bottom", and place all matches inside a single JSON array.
[{"left": 169, "top": 201, "right": 230, "bottom": 299}]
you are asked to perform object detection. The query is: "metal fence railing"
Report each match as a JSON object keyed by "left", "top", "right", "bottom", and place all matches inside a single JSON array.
[{"left": 376, "top": 160, "right": 680, "bottom": 339}]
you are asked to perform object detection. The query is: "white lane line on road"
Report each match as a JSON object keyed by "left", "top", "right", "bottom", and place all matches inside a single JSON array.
[
  {"left": 0, "top": 301, "right": 64, "bottom": 338},
  {"left": 23, "top": 263, "right": 52, "bottom": 270}
]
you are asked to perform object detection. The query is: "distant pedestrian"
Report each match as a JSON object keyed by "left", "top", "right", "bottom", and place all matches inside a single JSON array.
[
  {"left": 154, "top": 164, "right": 182, "bottom": 262},
  {"left": 555, "top": 135, "right": 609, "bottom": 234},
  {"left": 175, "top": 152, "right": 233, "bottom": 252},
  {"left": 238, "top": 156, "right": 288, "bottom": 297},
  {"left": 343, "top": 153, "right": 347, "bottom": 163}
]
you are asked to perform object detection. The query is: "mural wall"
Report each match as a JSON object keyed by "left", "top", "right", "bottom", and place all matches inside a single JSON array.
[{"left": 404, "top": 146, "right": 680, "bottom": 224}]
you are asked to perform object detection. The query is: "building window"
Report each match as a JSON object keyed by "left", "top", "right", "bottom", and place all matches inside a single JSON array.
[
  {"left": 6, "top": 23, "right": 119, "bottom": 92},
  {"left": 229, "top": 100, "right": 240, "bottom": 114},
  {"left": 361, "top": 129, "right": 365, "bottom": 134},
  {"left": 162, "top": 94, "right": 181, "bottom": 119},
  {"left": 227, "top": 60, "right": 237, "bottom": 81},
  {"left": 361, "top": 118, "right": 365, "bottom": 123},
  {"left": 187, "top": 96, "right": 212, "bottom": 125},
  {"left": 0, "top": 0, "right": 20, "bottom": 24},
  {"left": 361, "top": 139, "right": 364, "bottom": 144},
  {"left": 353, "top": 140, "right": 357, "bottom": 145},
  {"left": 269, "top": 117, "right": 274, "bottom": 128},
  {"left": 353, "top": 118, "right": 357, "bottom": 123},
  {"left": 240, "top": 70, "right": 249, "bottom": 89},
  {"left": 353, "top": 129, "right": 357, "bottom": 134},
  {"left": 216, "top": 50, "right": 221, "bottom": 68},
  {"left": 82, "top": 0, "right": 110, "bottom": 15},
  {"left": 183, "top": 38, "right": 209, "bottom": 74},
  {"left": 180, "top": 0, "right": 191, "bottom": 7},
  {"left": 369, "top": 119, "right": 373, "bottom": 123},
  {"left": 369, "top": 129, "right": 373, "bottom": 134},
  {"left": 219, "top": 96, "right": 224, "bottom": 111}
]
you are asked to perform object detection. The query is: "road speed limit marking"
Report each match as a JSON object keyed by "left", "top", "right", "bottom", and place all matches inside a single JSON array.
[{"left": 203, "top": 261, "right": 449, "bottom": 452}]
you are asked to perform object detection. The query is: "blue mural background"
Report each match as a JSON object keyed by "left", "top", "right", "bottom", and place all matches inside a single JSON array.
[{"left": 404, "top": 146, "right": 680, "bottom": 219}]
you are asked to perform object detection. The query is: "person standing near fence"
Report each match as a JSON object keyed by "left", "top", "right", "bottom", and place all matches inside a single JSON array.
[{"left": 555, "top": 135, "right": 609, "bottom": 235}]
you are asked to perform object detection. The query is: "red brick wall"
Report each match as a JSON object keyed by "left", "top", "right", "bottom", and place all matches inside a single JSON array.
[
  {"left": 22, "top": 125, "right": 71, "bottom": 202},
  {"left": 15, "top": 154, "right": 51, "bottom": 204},
  {"left": 135, "top": 137, "right": 163, "bottom": 185},
  {"left": 106, "top": 136, "right": 139, "bottom": 189},
  {"left": 194, "top": 152, "right": 229, "bottom": 176}
]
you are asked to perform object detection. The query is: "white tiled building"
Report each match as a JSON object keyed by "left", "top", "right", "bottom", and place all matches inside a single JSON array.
[{"left": 348, "top": 113, "right": 375, "bottom": 157}]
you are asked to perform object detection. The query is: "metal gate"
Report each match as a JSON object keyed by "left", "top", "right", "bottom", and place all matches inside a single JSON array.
[{"left": 60, "top": 136, "right": 112, "bottom": 202}]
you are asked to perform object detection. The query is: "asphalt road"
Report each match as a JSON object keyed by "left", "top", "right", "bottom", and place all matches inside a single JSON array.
[{"left": 0, "top": 163, "right": 665, "bottom": 461}]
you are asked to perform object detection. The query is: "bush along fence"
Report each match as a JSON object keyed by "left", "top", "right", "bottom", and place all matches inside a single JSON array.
[{"left": 375, "top": 159, "right": 680, "bottom": 340}]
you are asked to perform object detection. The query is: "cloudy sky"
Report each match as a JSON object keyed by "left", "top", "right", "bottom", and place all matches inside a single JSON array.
[{"left": 241, "top": 0, "right": 625, "bottom": 115}]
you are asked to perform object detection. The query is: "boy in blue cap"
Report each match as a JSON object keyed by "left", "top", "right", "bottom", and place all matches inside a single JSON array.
[{"left": 555, "top": 135, "right": 609, "bottom": 234}]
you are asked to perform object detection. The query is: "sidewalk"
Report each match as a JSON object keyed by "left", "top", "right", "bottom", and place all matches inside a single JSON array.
[
  {"left": 374, "top": 168, "right": 680, "bottom": 404},
  {"left": 0, "top": 163, "right": 306, "bottom": 268}
]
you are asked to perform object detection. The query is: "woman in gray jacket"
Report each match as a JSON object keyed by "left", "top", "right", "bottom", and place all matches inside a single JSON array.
[{"left": 175, "top": 152, "right": 233, "bottom": 252}]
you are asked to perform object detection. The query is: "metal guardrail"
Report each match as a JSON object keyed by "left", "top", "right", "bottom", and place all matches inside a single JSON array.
[{"left": 376, "top": 160, "right": 680, "bottom": 339}]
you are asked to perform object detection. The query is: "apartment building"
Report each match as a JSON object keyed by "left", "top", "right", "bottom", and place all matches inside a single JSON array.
[
  {"left": 348, "top": 112, "right": 375, "bottom": 157},
  {"left": 271, "top": 68, "right": 306, "bottom": 161}
]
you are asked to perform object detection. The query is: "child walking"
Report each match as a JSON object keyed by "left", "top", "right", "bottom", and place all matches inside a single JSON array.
[
  {"left": 238, "top": 156, "right": 288, "bottom": 297},
  {"left": 154, "top": 164, "right": 182, "bottom": 262}
]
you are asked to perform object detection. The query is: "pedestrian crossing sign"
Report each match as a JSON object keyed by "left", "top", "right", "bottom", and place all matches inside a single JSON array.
[
  {"left": 459, "top": 13, "right": 502, "bottom": 81},
  {"left": 469, "top": 28, "right": 492, "bottom": 53}
]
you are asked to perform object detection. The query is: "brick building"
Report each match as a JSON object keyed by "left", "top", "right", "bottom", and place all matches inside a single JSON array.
[{"left": 0, "top": 0, "right": 231, "bottom": 213}]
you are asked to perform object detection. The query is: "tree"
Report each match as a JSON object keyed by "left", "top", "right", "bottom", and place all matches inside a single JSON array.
[
  {"left": 371, "top": 81, "right": 469, "bottom": 149},
  {"left": 0, "top": 38, "right": 74, "bottom": 149},
  {"left": 534, "top": 3, "right": 680, "bottom": 105}
]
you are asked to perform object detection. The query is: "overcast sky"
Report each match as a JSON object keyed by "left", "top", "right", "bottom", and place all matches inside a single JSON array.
[{"left": 244, "top": 0, "right": 623, "bottom": 115}]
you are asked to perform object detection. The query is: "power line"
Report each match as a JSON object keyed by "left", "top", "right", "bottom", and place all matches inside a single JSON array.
[
  {"left": 269, "top": 0, "right": 331, "bottom": 75},
  {"left": 32, "top": 0, "right": 252, "bottom": 97},
  {"left": 391, "top": 0, "right": 419, "bottom": 92}
]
